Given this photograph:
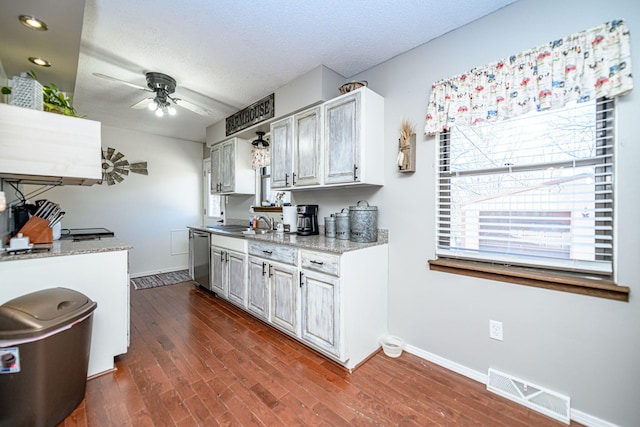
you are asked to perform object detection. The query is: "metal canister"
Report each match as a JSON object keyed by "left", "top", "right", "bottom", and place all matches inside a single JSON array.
[
  {"left": 335, "top": 209, "right": 350, "bottom": 240},
  {"left": 349, "top": 200, "right": 378, "bottom": 243},
  {"left": 325, "top": 215, "right": 336, "bottom": 238}
]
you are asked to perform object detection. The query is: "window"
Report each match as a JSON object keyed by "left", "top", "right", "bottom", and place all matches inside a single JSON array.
[
  {"left": 432, "top": 98, "right": 626, "bottom": 298},
  {"left": 203, "top": 159, "right": 223, "bottom": 219}
]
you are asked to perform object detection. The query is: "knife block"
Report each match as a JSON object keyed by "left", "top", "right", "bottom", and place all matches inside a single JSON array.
[{"left": 18, "top": 216, "right": 53, "bottom": 244}]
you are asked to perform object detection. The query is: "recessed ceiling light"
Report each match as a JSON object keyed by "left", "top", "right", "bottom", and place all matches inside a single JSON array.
[
  {"left": 28, "top": 57, "right": 51, "bottom": 67},
  {"left": 19, "top": 15, "right": 48, "bottom": 31}
]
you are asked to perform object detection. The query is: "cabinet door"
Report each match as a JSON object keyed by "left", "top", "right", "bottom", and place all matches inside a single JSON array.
[
  {"left": 324, "top": 91, "right": 361, "bottom": 184},
  {"left": 301, "top": 270, "right": 341, "bottom": 358},
  {"left": 247, "top": 256, "right": 269, "bottom": 320},
  {"left": 210, "top": 247, "right": 227, "bottom": 297},
  {"left": 270, "top": 263, "right": 299, "bottom": 334},
  {"left": 270, "top": 117, "right": 293, "bottom": 189},
  {"left": 210, "top": 144, "right": 222, "bottom": 194},
  {"left": 220, "top": 140, "right": 236, "bottom": 193},
  {"left": 227, "top": 250, "right": 247, "bottom": 308},
  {"left": 293, "top": 107, "right": 322, "bottom": 187}
]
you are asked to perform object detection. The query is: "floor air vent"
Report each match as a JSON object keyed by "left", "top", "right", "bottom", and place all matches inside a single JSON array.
[{"left": 487, "top": 368, "right": 570, "bottom": 424}]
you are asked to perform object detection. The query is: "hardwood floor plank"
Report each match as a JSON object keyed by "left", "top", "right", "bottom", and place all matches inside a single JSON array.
[
  {"left": 58, "top": 282, "right": 582, "bottom": 426},
  {"left": 160, "top": 388, "right": 192, "bottom": 424},
  {"left": 182, "top": 394, "right": 215, "bottom": 425}
]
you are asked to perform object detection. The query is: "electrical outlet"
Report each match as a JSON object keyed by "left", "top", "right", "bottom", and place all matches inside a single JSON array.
[{"left": 489, "top": 320, "right": 503, "bottom": 341}]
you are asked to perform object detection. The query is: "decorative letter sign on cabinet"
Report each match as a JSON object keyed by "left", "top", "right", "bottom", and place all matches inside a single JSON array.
[
  {"left": 270, "top": 87, "right": 384, "bottom": 190},
  {"left": 209, "top": 137, "right": 254, "bottom": 194}
]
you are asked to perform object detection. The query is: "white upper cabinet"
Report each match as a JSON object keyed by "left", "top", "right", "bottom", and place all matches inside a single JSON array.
[
  {"left": 293, "top": 106, "right": 322, "bottom": 187},
  {"left": 0, "top": 103, "right": 101, "bottom": 185},
  {"left": 209, "top": 137, "right": 254, "bottom": 194},
  {"left": 210, "top": 144, "right": 222, "bottom": 193},
  {"left": 271, "top": 106, "right": 323, "bottom": 189},
  {"left": 269, "top": 87, "right": 384, "bottom": 191},
  {"left": 270, "top": 116, "right": 293, "bottom": 189},
  {"left": 323, "top": 87, "right": 384, "bottom": 186}
]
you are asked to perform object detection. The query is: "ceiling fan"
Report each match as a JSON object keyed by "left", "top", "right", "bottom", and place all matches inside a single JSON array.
[{"left": 93, "top": 71, "right": 214, "bottom": 117}]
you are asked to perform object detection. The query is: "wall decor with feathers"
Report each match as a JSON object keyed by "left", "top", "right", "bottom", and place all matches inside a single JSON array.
[
  {"left": 396, "top": 119, "right": 416, "bottom": 172},
  {"left": 100, "top": 147, "right": 148, "bottom": 185}
]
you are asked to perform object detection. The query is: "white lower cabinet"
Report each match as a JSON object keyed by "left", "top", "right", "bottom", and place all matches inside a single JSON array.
[
  {"left": 270, "top": 262, "right": 299, "bottom": 335},
  {"left": 210, "top": 235, "right": 248, "bottom": 306},
  {"left": 226, "top": 238, "right": 387, "bottom": 371},
  {"left": 226, "top": 250, "right": 248, "bottom": 307},
  {"left": 298, "top": 246, "right": 388, "bottom": 370},
  {"left": 300, "top": 269, "right": 341, "bottom": 358},
  {"left": 247, "top": 256, "right": 270, "bottom": 320},
  {"left": 247, "top": 257, "right": 298, "bottom": 330},
  {"left": 248, "top": 241, "right": 299, "bottom": 329},
  {"left": 210, "top": 246, "right": 227, "bottom": 297}
]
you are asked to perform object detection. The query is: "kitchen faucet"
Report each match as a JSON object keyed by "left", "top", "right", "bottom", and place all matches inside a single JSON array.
[{"left": 258, "top": 215, "right": 275, "bottom": 230}]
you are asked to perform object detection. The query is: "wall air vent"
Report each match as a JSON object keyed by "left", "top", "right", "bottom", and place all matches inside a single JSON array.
[{"left": 487, "top": 368, "right": 570, "bottom": 425}]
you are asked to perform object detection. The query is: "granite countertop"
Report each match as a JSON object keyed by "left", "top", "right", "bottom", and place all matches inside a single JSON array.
[
  {"left": 0, "top": 237, "right": 132, "bottom": 262},
  {"left": 190, "top": 225, "right": 388, "bottom": 254}
]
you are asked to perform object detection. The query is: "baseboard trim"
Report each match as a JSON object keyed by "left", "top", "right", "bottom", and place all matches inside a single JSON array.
[
  {"left": 403, "top": 344, "right": 619, "bottom": 427},
  {"left": 404, "top": 344, "right": 487, "bottom": 384},
  {"left": 570, "top": 410, "right": 620, "bottom": 427}
]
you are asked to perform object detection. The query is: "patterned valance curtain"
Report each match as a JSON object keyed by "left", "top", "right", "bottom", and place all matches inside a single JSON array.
[{"left": 424, "top": 19, "right": 633, "bottom": 135}]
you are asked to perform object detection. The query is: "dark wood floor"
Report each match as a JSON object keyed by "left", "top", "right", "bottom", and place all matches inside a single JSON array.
[{"left": 58, "top": 281, "right": 582, "bottom": 426}]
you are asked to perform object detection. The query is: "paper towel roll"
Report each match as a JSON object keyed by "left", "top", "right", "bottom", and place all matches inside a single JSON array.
[{"left": 282, "top": 205, "right": 298, "bottom": 233}]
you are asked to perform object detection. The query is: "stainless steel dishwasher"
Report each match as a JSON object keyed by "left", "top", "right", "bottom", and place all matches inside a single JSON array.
[{"left": 189, "top": 228, "right": 210, "bottom": 289}]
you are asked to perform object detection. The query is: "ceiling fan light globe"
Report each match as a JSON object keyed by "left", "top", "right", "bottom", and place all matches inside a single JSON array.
[
  {"left": 168, "top": 106, "right": 177, "bottom": 116},
  {"left": 155, "top": 108, "right": 164, "bottom": 117},
  {"left": 147, "top": 101, "right": 157, "bottom": 111}
]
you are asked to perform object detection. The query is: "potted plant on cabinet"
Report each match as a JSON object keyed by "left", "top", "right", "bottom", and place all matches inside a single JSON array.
[{"left": 1, "top": 71, "right": 80, "bottom": 117}]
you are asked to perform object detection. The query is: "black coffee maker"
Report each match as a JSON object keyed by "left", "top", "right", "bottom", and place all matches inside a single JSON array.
[{"left": 296, "top": 205, "right": 319, "bottom": 235}]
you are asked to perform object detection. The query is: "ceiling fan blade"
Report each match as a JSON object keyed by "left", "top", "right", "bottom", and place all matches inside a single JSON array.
[
  {"left": 172, "top": 97, "right": 212, "bottom": 117},
  {"left": 131, "top": 97, "right": 154, "bottom": 109},
  {"left": 92, "top": 73, "right": 151, "bottom": 92}
]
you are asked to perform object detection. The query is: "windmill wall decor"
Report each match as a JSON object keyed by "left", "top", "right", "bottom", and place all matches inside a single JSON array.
[{"left": 101, "top": 147, "right": 148, "bottom": 185}]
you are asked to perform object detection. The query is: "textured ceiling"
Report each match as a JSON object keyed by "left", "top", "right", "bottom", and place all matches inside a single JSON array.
[{"left": 2, "top": 0, "right": 518, "bottom": 142}]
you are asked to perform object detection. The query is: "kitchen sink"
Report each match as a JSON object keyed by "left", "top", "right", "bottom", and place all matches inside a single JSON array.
[
  {"left": 251, "top": 229, "right": 272, "bottom": 234},
  {"left": 207, "top": 225, "right": 271, "bottom": 235}
]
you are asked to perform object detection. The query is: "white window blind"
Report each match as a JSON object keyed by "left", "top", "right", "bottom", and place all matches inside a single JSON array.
[{"left": 437, "top": 98, "right": 614, "bottom": 276}]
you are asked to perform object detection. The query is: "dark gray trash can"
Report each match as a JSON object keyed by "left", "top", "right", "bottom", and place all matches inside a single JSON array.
[{"left": 0, "top": 287, "right": 97, "bottom": 427}]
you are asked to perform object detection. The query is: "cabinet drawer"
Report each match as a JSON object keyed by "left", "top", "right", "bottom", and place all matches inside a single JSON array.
[
  {"left": 248, "top": 241, "right": 297, "bottom": 265},
  {"left": 300, "top": 250, "right": 340, "bottom": 277},
  {"left": 211, "top": 234, "right": 247, "bottom": 253}
]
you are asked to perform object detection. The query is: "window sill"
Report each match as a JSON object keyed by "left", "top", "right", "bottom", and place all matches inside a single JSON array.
[{"left": 428, "top": 258, "right": 629, "bottom": 302}]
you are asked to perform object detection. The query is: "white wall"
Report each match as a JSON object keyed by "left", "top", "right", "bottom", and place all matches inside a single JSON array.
[
  {"left": 339, "top": 1, "right": 638, "bottom": 425},
  {"left": 25, "top": 125, "right": 203, "bottom": 276},
  {"left": 17, "top": 1, "right": 639, "bottom": 424}
]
